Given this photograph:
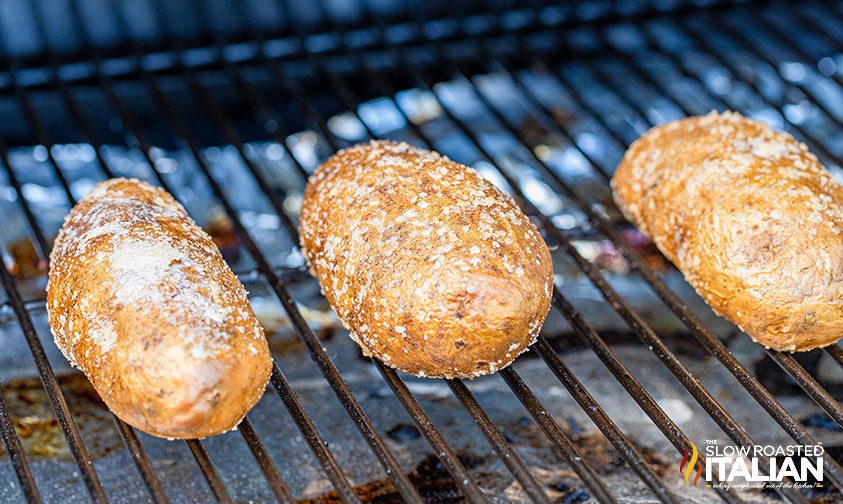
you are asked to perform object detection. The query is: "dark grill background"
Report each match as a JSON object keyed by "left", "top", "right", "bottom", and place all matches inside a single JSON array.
[{"left": 0, "top": 0, "right": 842, "bottom": 502}]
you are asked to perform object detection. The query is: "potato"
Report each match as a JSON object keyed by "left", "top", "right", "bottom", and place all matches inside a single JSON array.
[
  {"left": 612, "top": 111, "right": 843, "bottom": 351},
  {"left": 299, "top": 141, "right": 553, "bottom": 378},
  {"left": 47, "top": 178, "right": 271, "bottom": 438}
]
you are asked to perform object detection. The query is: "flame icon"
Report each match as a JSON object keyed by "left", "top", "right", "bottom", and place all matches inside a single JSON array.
[{"left": 679, "top": 441, "right": 703, "bottom": 486}]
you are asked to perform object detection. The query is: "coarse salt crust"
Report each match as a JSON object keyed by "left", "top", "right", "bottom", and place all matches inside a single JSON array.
[
  {"left": 299, "top": 140, "right": 554, "bottom": 378},
  {"left": 612, "top": 111, "right": 843, "bottom": 351},
  {"left": 46, "top": 178, "right": 271, "bottom": 438}
]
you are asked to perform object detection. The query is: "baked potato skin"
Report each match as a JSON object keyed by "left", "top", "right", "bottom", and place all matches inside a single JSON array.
[
  {"left": 47, "top": 178, "right": 272, "bottom": 439},
  {"left": 299, "top": 141, "right": 553, "bottom": 378},
  {"left": 612, "top": 111, "right": 843, "bottom": 351}
]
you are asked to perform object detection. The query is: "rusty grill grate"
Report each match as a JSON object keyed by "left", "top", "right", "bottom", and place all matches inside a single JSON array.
[{"left": 0, "top": 0, "right": 842, "bottom": 502}]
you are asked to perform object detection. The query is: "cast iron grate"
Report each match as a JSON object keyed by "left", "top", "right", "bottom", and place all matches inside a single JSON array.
[{"left": 0, "top": 0, "right": 841, "bottom": 502}]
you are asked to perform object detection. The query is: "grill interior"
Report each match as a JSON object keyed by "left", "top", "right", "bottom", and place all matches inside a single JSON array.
[{"left": 0, "top": 0, "right": 842, "bottom": 503}]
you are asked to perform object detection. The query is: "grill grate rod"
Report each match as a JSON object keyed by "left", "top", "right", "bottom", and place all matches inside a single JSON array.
[
  {"left": 237, "top": 417, "right": 297, "bottom": 504},
  {"left": 0, "top": 367, "right": 39, "bottom": 503},
  {"left": 804, "top": 2, "right": 843, "bottom": 53},
  {"left": 446, "top": 379, "right": 552, "bottom": 504},
  {"left": 186, "top": 440, "right": 235, "bottom": 504},
  {"left": 0, "top": 141, "right": 50, "bottom": 260},
  {"left": 827, "top": 346, "right": 843, "bottom": 367},
  {"left": 0, "top": 263, "right": 108, "bottom": 503},
  {"left": 375, "top": 362, "right": 490, "bottom": 503},
  {"left": 500, "top": 368, "right": 619, "bottom": 503},
  {"left": 110, "top": 418, "right": 170, "bottom": 504}
]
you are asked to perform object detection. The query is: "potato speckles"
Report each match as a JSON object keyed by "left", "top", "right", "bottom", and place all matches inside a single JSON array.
[
  {"left": 47, "top": 178, "right": 272, "bottom": 438},
  {"left": 612, "top": 111, "right": 843, "bottom": 352},
  {"left": 300, "top": 141, "right": 554, "bottom": 378}
]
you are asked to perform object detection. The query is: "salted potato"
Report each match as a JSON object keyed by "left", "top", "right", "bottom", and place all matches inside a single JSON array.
[
  {"left": 299, "top": 141, "right": 553, "bottom": 378},
  {"left": 47, "top": 178, "right": 271, "bottom": 438},
  {"left": 612, "top": 111, "right": 843, "bottom": 351}
]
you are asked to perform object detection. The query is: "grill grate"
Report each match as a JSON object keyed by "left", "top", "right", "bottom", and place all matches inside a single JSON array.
[{"left": 0, "top": 1, "right": 842, "bottom": 503}]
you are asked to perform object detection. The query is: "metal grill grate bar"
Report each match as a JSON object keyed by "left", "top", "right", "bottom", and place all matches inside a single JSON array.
[
  {"left": 500, "top": 368, "right": 618, "bottom": 503},
  {"left": 237, "top": 417, "right": 297, "bottom": 504},
  {"left": 185, "top": 440, "right": 234, "bottom": 503},
  {"left": 375, "top": 362, "right": 489, "bottom": 502},
  {"left": 0, "top": 264, "right": 108, "bottom": 503},
  {"left": 446, "top": 379, "right": 552, "bottom": 504},
  {"left": 827, "top": 346, "right": 843, "bottom": 367},
  {"left": 0, "top": 376, "right": 39, "bottom": 503},
  {"left": 110, "top": 418, "right": 170, "bottom": 504}
]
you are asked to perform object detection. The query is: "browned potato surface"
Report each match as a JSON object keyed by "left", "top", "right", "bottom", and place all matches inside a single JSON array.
[
  {"left": 299, "top": 141, "right": 554, "bottom": 378},
  {"left": 612, "top": 111, "right": 843, "bottom": 352},
  {"left": 47, "top": 178, "right": 271, "bottom": 439}
]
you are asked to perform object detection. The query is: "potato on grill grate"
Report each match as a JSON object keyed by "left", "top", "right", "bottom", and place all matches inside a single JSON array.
[
  {"left": 46, "top": 178, "right": 272, "bottom": 439},
  {"left": 299, "top": 140, "right": 554, "bottom": 379},
  {"left": 612, "top": 111, "right": 843, "bottom": 352}
]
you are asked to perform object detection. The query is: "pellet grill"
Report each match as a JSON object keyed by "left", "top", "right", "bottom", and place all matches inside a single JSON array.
[{"left": 0, "top": 0, "right": 841, "bottom": 502}]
